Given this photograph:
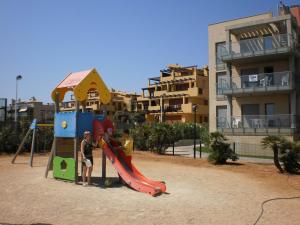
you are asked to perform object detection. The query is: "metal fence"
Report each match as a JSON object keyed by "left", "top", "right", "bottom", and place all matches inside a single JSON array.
[{"left": 231, "top": 142, "right": 273, "bottom": 163}]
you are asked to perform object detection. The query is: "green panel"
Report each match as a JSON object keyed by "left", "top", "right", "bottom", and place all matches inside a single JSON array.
[{"left": 53, "top": 156, "right": 75, "bottom": 181}]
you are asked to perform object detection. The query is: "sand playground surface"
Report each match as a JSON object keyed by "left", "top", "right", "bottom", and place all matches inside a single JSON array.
[{"left": 1, "top": 150, "right": 300, "bottom": 225}]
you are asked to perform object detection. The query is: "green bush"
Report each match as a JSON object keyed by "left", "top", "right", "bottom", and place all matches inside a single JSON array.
[
  {"left": 130, "top": 124, "right": 151, "bottom": 150},
  {"left": 148, "top": 123, "right": 175, "bottom": 154},
  {"left": 130, "top": 122, "right": 210, "bottom": 154},
  {"left": 208, "top": 132, "right": 238, "bottom": 164},
  {"left": 0, "top": 121, "right": 53, "bottom": 154}
]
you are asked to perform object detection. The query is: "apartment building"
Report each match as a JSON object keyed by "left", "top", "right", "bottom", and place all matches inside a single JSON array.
[
  {"left": 208, "top": 4, "right": 300, "bottom": 146},
  {"left": 137, "top": 64, "right": 209, "bottom": 123},
  {"left": 60, "top": 89, "right": 139, "bottom": 120},
  {"left": 7, "top": 97, "right": 54, "bottom": 122}
]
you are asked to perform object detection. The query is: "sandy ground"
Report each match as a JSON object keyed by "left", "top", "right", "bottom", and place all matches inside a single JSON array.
[{"left": 0, "top": 150, "right": 300, "bottom": 225}]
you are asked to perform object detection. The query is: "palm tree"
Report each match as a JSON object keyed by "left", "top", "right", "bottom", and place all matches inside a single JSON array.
[{"left": 261, "top": 135, "right": 285, "bottom": 173}]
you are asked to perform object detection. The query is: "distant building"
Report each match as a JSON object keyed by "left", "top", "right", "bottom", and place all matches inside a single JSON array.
[
  {"left": 60, "top": 89, "right": 140, "bottom": 120},
  {"left": 7, "top": 97, "right": 54, "bottom": 122},
  {"left": 0, "top": 98, "right": 7, "bottom": 122},
  {"left": 137, "top": 64, "right": 209, "bottom": 123}
]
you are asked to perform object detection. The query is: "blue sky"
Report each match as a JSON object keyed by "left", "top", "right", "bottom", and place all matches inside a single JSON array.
[{"left": 0, "top": 0, "right": 299, "bottom": 103}]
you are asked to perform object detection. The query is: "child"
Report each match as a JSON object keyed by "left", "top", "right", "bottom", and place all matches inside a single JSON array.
[
  {"left": 121, "top": 129, "right": 133, "bottom": 166},
  {"left": 81, "top": 131, "right": 98, "bottom": 186}
]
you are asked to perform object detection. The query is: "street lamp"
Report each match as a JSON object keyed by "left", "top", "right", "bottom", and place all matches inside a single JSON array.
[
  {"left": 160, "top": 93, "right": 166, "bottom": 123},
  {"left": 192, "top": 104, "right": 198, "bottom": 159},
  {"left": 15, "top": 75, "right": 23, "bottom": 125}
]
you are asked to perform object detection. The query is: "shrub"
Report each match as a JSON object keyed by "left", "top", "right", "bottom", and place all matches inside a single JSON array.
[
  {"left": 130, "top": 122, "right": 210, "bottom": 154},
  {"left": 130, "top": 124, "right": 151, "bottom": 150},
  {"left": 208, "top": 132, "right": 238, "bottom": 164},
  {"left": 262, "top": 135, "right": 300, "bottom": 174},
  {"left": 148, "top": 123, "right": 175, "bottom": 154}
]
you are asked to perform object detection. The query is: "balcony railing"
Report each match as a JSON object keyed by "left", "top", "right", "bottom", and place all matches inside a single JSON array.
[
  {"left": 221, "top": 34, "right": 292, "bottom": 61},
  {"left": 164, "top": 104, "right": 182, "bottom": 112},
  {"left": 217, "top": 114, "right": 296, "bottom": 134},
  {"left": 217, "top": 71, "right": 293, "bottom": 95}
]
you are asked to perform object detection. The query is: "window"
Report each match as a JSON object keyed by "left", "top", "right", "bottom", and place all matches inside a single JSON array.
[
  {"left": 216, "top": 106, "right": 227, "bottom": 128},
  {"left": 216, "top": 42, "right": 226, "bottom": 70},
  {"left": 216, "top": 72, "right": 227, "bottom": 95},
  {"left": 175, "top": 83, "right": 189, "bottom": 91},
  {"left": 264, "top": 35, "right": 273, "bottom": 50},
  {"left": 204, "top": 100, "right": 208, "bottom": 105},
  {"left": 198, "top": 88, "right": 203, "bottom": 95},
  {"left": 265, "top": 103, "right": 275, "bottom": 115}
]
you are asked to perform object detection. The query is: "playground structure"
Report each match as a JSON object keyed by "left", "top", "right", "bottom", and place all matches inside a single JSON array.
[
  {"left": 11, "top": 119, "right": 53, "bottom": 166},
  {"left": 37, "top": 68, "right": 166, "bottom": 196}
]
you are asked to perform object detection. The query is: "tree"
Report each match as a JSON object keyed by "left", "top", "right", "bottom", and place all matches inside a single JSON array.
[{"left": 262, "top": 135, "right": 286, "bottom": 173}]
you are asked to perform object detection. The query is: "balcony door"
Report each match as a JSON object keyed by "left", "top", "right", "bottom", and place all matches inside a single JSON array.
[
  {"left": 264, "top": 66, "right": 274, "bottom": 86},
  {"left": 216, "top": 106, "right": 227, "bottom": 128},
  {"left": 242, "top": 104, "right": 259, "bottom": 128},
  {"left": 265, "top": 103, "right": 275, "bottom": 127}
]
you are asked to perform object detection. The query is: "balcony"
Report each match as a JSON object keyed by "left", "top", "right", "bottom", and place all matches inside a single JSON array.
[
  {"left": 164, "top": 104, "right": 182, "bottom": 112},
  {"left": 221, "top": 34, "right": 293, "bottom": 63},
  {"left": 182, "top": 103, "right": 208, "bottom": 114},
  {"left": 148, "top": 105, "right": 161, "bottom": 111},
  {"left": 217, "top": 114, "right": 296, "bottom": 135},
  {"left": 217, "top": 71, "right": 293, "bottom": 96}
]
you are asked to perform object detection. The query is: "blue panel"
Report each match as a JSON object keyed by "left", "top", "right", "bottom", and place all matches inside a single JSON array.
[
  {"left": 77, "top": 112, "right": 94, "bottom": 138},
  {"left": 54, "top": 112, "right": 77, "bottom": 138}
]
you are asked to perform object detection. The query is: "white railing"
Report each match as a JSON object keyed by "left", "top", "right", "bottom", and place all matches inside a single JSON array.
[
  {"left": 217, "top": 71, "right": 292, "bottom": 93},
  {"left": 217, "top": 114, "right": 295, "bottom": 129},
  {"left": 221, "top": 34, "right": 292, "bottom": 60}
]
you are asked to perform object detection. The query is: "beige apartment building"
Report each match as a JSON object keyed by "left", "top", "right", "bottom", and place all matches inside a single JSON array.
[
  {"left": 60, "top": 89, "right": 139, "bottom": 120},
  {"left": 137, "top": 64, "right": 209, "bottom": 123},
  {"left": 8, "top": 97, "right": 54, "bottom": 122},
  {"left": 208, "top": 4, "right": 300, "bottom": 147}
]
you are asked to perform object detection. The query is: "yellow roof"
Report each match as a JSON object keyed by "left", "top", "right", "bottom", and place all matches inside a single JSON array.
[{"left": 51, "top": 68, "right": 111, "bottom": 104}]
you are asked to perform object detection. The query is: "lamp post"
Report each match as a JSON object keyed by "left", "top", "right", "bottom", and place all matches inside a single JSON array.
[
  {"left": 192, "top": 104, "right": 198, "bottom": 159},
  {"left": 15, "top": 75, "right": 23, "bottom": 126},
  {"left": 160, "top": 94, "right": 166, "bottom": 123}
]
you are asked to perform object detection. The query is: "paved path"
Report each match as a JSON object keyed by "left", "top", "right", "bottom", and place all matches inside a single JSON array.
[{"left": 165, "top": 145, "right": 273, "bottom": 164}]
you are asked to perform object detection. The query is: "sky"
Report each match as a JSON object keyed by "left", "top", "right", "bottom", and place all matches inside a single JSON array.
[{"left": 0, "top": 0, "right": 299, "bottom": 103}]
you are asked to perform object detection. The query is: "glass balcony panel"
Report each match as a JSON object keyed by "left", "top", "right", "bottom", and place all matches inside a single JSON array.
[
  {"left": 217, "top": 71, "right": 292, "bottom": 95},
  {"left": 222, "top": 34, "right": 291, "bottom": 61}
]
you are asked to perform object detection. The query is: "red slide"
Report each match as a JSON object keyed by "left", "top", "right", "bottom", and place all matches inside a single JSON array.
[{"left": 93, "top": 119, "right": 166, "bottom": 196}]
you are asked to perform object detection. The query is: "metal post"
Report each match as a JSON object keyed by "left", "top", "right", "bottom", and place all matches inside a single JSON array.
[
  {"left": 199, "top": 140, "right": 202, "bottom": 158},
  {"left": 29, "top": 127, "right": 36, "bottom": 167},
  {"left": 102, "top": 150, "right": 106, "bottom": 183},
  {"left": 15, "top": 75, "right": 22, "bottom": 129},
  {"left": 74, "top": 100, "right": 79, "bottom": 184},
  {"left": 193, "top": 104, "right": 198, "bottom": 159},
  {"left": 193, "top": 113, "right": 196, "bottom": 159},
  {"left": 160, "top": 95, "right": 163, "bottom": 123},
  {"left": 172, "top": 141, "right": 175, "bottom": 156},
  {"left": 15, "top": 79, "right": 18, "bottom": 124}
]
